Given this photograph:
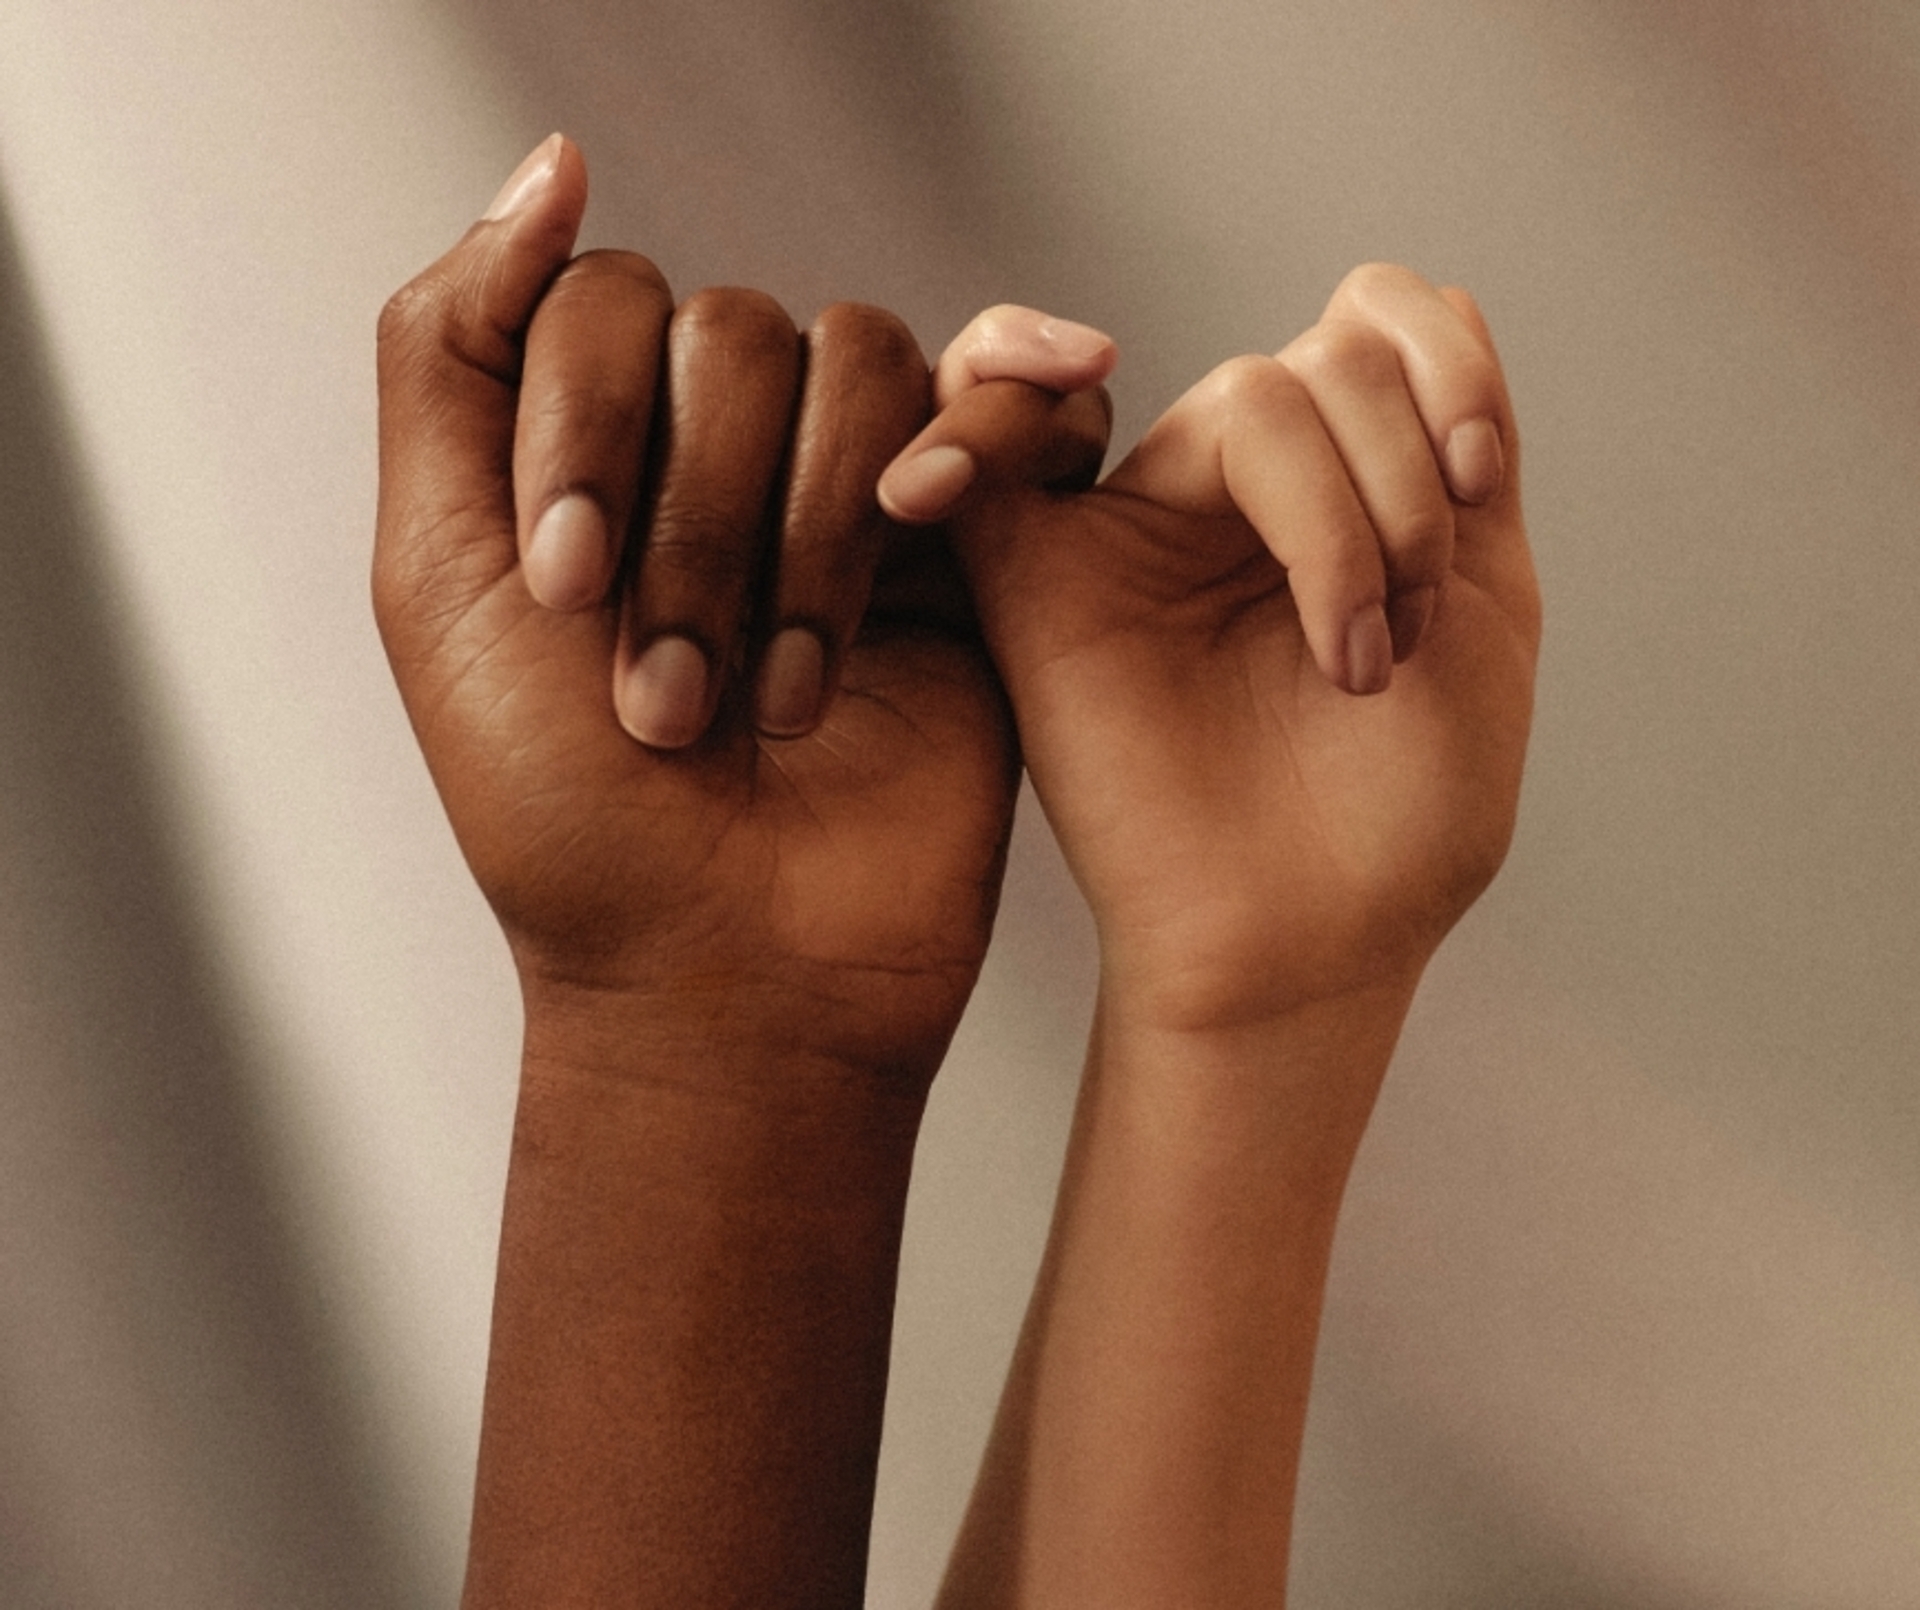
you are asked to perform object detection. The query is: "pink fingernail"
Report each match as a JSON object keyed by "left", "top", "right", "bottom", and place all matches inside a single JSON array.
[
  {"left": 1443, "top": 418, "right": 1504, "bottom": 505},
  {"left": 484, "top": 134, "right": 562, "bottom": 222},
  {"left": 1037, "top": 316, "right": 1118, "bottom": 367},
  {"left": 1345, "top": 608, "right": 1393, "bottom": 696},
  {"left": 879, "top": 444, "right": 976, "bottom": 523},
  {"left": 524, "top": 493, "right": 608, "bottom": 610},
  {"left": 618, "top": 635, "right": 710, "bottom": 748},
  {"left": 755, "top": 628, "right": 827, "bottom": 737}
]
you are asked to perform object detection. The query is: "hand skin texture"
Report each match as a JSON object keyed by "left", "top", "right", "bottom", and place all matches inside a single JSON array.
[
  {"left": 883, "top": 274, "right": 1541, "bottom": 1608},
  {"left": 373, "top": 135, "right": 1111, "bottom": 1609}
]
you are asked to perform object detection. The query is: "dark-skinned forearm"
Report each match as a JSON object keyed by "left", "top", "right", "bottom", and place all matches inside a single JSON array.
[{"left": 462, "top": 990, "right": 931, "bottom": 1610}]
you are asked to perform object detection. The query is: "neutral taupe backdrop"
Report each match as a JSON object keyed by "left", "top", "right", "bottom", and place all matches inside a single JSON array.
[{"left": 1, "top": 2, "right": 1915, "bottom": 1604}]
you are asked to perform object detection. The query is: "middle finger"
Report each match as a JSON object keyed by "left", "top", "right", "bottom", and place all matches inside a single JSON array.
[{"left": 615, "top": 287, "right": 801, "bottom": 748}]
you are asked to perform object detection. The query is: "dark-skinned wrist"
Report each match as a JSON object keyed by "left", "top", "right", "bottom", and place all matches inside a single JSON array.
[
  {"left": 464, "top": 984, "right": 936, "bottom": 1609},
  {"left": 516, "top": 957, "right": 965, "bottom": 1106}
]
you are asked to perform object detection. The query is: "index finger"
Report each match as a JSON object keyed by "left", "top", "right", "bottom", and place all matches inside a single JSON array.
[{"left": 373, "top": 135, "right": 587, "bottom": 641}]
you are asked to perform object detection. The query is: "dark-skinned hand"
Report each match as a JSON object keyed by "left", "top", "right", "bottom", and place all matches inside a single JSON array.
[{"left": 374, "top": 135, "right": 1113, "bottom": 1086}]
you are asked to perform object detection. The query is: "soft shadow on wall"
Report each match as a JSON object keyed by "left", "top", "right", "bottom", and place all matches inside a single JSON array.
[
  {"left": 443, "top": 0, "right": 1013, "bottom": 349},
  {"left": 0, "top": 198, "right": 422, "bottom": 1610}
]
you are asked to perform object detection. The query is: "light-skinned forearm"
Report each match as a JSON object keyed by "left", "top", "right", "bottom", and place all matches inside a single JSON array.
[
  {"left": 462, "top": 986, "right": 930, "bottom": 1610},
  {"left": 937, "top": 979, "right": 1417, "bottom": 1610}
]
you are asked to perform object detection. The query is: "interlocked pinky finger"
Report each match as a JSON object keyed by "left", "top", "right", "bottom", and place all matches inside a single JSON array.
[
  {"left": 876, "top": 305, "right": 1117, "bottom": 528},
  {"left": 931, "top": 305, "right": 1117, "bottom": 410},
  {"left": 878, "top": 383, "right": 1112, "bottom": 527}
]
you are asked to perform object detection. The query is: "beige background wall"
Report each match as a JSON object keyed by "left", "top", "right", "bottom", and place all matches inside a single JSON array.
[{"left": 0, "top": 2, "right": 1915, "bottom": 1604}]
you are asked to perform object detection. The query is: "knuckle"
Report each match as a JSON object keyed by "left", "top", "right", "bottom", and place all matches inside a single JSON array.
[
  {"left": 1285, "top": 318, "right": 1399, "bottom": 389},
  {"left": 1330, "top": 259, "right": 1424, "bottom": 315},
  {"left": 672, "top": 286, "right": 796, "bottom": 359},
  {"left": 1204, "top": 353, "right": 1310, "bottom": 420},
  {"left": 376, "top": 273, "right": 454, "bottom": 362},
  {"left": 812, "top": 302, "right": 923, "bottom": 373},
  {"left": 960, "top": 303, "right": 1040, "bottom": 369},
  {"left": 542, "top": 248, "right": 672, "bottom": 312},
  {"left": 969, "top": 302, "right": 1023, "bottom": 340},
  {"left": 974, "top": 302, "right": 1028, "bottom": 331}
]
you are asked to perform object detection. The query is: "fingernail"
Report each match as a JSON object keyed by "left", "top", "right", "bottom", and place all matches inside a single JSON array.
[
  {"left": 879, "top": 444, "right": 976, "bottom": 523},
  {"left": 1345, "top": 607, "right": 1393, "bottom": 696},
  {"left": 524, "top": 493, "right": 609, "bottom": 610},
  {"left": 755, "top": 628, "right": 827, "bottom": 737},
  {"left": 618, "top": 635, "right": 710, "bottom": 748},
  {"left": 1385, "top": 584, "right": 1436, "bottom": 662},
  {"left": 484, "top": 133, "right": 563, "bottom": 222},
  {"left": 1443, "top": 418, "right": 1504, "bottom": 505},
  {"left": 1037, "top": 316, "right": 1117, "bottom": 366}
]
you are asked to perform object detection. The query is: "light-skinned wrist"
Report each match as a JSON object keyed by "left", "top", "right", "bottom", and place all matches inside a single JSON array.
[{"left": 1087, "top": 968, "right": 1423, "bottom": 1158}]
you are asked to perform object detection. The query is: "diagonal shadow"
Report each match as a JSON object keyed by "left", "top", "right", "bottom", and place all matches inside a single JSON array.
[{"left": 0, "top": 195, "right": 423, "bottom": 1607}]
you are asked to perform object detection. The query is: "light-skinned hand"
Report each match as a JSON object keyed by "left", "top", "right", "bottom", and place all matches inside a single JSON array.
[{"left": 882, "top": 265, "right": 1540, "bottom": 1032}]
